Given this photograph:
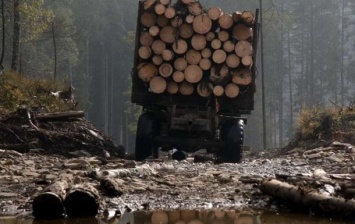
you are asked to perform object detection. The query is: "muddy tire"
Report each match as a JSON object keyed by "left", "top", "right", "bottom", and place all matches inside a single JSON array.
[
  {"left": 135, "top": 112, "right": 161, "bottom": 161},
  {"left": 219, "top": 119, "right": 244, "bottom": 163}
]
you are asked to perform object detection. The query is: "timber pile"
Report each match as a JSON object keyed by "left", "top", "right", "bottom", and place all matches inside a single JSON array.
[
  {"left": 0, "top": 108, "right": 126, "bottom": 158},
  {"left": 260, "top": 142, "right": 355, "bottom": 217},
  {"left": 137, "top": 0, "right": 256, "bottom": 99}
]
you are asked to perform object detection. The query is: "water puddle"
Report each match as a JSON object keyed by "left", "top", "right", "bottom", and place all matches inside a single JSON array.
[{"left": 0, "top": 210, "right": 351, "bottom": 224}]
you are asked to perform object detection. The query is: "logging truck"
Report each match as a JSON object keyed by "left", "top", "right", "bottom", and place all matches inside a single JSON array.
[{"left": 131, "top": 0, "right": 259, "bottom": 163}]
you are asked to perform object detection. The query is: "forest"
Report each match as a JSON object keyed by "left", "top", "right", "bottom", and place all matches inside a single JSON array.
[{"left": 0, "top": 0, "right": 354, "bottom": 153}]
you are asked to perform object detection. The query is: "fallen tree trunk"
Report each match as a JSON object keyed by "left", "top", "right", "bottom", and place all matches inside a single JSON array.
[
  {"left": 64, "top": 184, "right": 100, "bottom": 217},
  {"left": 260, "top": 179, "right": 355, "bottom": 215},
  {"left": 32, "top": 176, "right": 72, "bottom": 219},
  {"left": 36, "top": 111, "right": 85, "bottom": 122}
]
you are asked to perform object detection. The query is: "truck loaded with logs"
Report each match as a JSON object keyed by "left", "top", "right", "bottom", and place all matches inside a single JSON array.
[{"left": 132, "top": 0, "right": 259, "bottom": 163}]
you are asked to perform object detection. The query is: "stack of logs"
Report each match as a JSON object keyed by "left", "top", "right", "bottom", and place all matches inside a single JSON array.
[{"left": 137, "top": 0, "right": 255, "bottom": 99}]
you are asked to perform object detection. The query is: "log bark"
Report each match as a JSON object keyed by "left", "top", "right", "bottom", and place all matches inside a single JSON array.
[
  {"left": 210, "top": 65, "right": 229, "bottom": 84},
  {"left": 193, "top": 14, "right": 212, "bottom": 34},
  {"left": 235, "top": 40, "right": 253, "bottom": 57},
  {"left": 225, "top": 83, "right": 240, "bottom": 98},
  {"left": 211, "top": 39, "right": 222, "bottom": 50},
  {"left": 150, "top": 76, "right": 167, "bottom": 93},
  {"left": 201, "top": 48, "right": 212, "bottom": 58},
  {"left": 174, "top": 57, "right": 188, "bottom": 71},
  {"left": 191, "top": 34, "right": 207, "bottom": 51},
  {"left": 154, "top": 4, "right": 166, "bottom": 15},
  {"left": 152, "top": 55, "right": 163, "bottom": 66},
  {"left": 218, "top": 13, "right": 233, "bottom": 30},
  {"left": 241, "top": 55, "right": 253, "bottom": 66},
  {"left": 159, "top": 63, "right": 173, "bottom": 77},
  {"left": 179, "top": 82, "right": 194, "bottom": 96},
  {"left": 226, "top": 54, "right": 240, "bottom": 68},
  {"left": 157, "top": 15, "right": 169, "bottom": 27},
  {"left": 208, "top": 6, "right": 222, "bottom": 20},
  {"left": 32, "top": 177, "right": 71, "bottom": 219},
  {"left": 172, "top": 71, "right": 185, "bottom": 83},
  {"left": 167, "top": 82, "right": 179, "bottom": 94},
  {"left": 179, "top": 23, "right": 194, "bottom": 39},
  {"left": 162, "top": 49, "right": 174, "bottom": 61},
  {"left": 164, "top": 7, "right": 176, "bottom": 19},
  {"left": 64, "top": 184, "right": 100, "bottom": 218},
  {"left": 213, "top": 85, "right": 224, "bottom": 97},
  {"left": 233, "top": 24, "right": 252, "bottom": 41},
  {"left": 188, "top": 2, "right": 202, "bottom": 16},
  {"left": 212, "top": 49, "right": 227, "bottom": 64},
  {"left": 36, "top": 111, "right": 85, "bottom": 121},
  {"left": 241, "top": 11, "right": 254, "bottom": 26},
  {"left": 138, "top": 46, "right": 152, "bottom": 59},
  {"left": 184, "top": 65, "right": 203, "bottom": 83},
  {"left": 185, "top": 49, "right": 202, "bottom": 65},
  {"left": 149, "top": 26, "right": 160, "bottom": 37},
  {"left": 137, "top": 63, "right": 158, "bottom": 82},
  {"left": 100, "top": 178, "right": 123, "bottom": 197},
  {"left": 223, "top": 40, "right": 235, "bottom": 53},
  {"left": 197, "top": 82, "right": 213, "bottom": 97},
  {"left": 205, "top": 32, "right": 215, "bottom": 41},
  {"left": 143, "top": 0, "right": 157, "bottom": 10},
  {"left": 260, "top": 179, "right": 355, "bottom": 215},
  {"left": 140, "top": 31, "right": 154, "bottom": 46},
  {"left": 141, "top": 12, "right": 156, "bottom": 28},
  {"left": 160, "top": 26, "right": 177, "bottom": 43},
  {"left": 232, "top": 68, "right": 252, "bottom": 85},
  {"left": 218, "top": 31, "right": 230, "bottom": 42},
  {"left": 172, "top": 39, "right": 188, "bottom": 54},
  {"left": 199, "top": 58, "right": 212, "bottom": 70},
  {"left": 152, "top": 39, "right": 166, "bottom": 55}
]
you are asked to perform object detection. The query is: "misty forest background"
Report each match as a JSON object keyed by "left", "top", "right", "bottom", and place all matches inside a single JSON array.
[{"left": 0, "top": 0, "right": 354, "bottom": 153}]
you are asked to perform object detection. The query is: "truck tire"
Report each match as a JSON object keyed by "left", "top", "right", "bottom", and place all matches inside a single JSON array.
[
  {"left": 220, "top": 119, "right": 244, "bottom": 163},
  {"left": 135, "top": 112, "right": 161, "bottom": 161}
]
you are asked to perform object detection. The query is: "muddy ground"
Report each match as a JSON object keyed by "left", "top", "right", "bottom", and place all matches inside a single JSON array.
[{"left": 0, "top": 111, "right": 355, "bottom": 220}]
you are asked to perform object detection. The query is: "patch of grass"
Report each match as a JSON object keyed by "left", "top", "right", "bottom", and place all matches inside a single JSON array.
[
  {"left": 0, "top": 70, "right": 77, "bottom": 114},
  {"left": 289, "top": 106, "right": 355, "bottom": 149}
]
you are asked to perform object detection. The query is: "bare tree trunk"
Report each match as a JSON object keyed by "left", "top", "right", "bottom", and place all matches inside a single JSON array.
[
  {"left": 0, "top": 0, "right": 5, "bottom": 66},
  {"left": 309, "top": 0, "right": 315, "bottom": 105},
  {"left": 340, "top": 0, "right": 345, "bottom": 106},
  {"left": 278, "top": 21, "right": 284, "bottom": 148},
  {"left": 287, "top": 29, "right": 293, "bottom": 137},
  {"left": 11, "top": 0, "right": 20, "bottom": 71},
  {"left": 52, "top": 22, "right": 57, "bottom": 80}
]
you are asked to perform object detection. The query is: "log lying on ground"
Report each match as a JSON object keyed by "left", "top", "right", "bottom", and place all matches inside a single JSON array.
[
  {"left": 64, "top": 184, "right": 100, "bottom": 217},
  {"left": 32, "top": 176, "right": 72, "bottom": 219},
  {"left": 100, "top": 177, "right": 124, "bottom": 197},
  {"left": 36, "top": 111, "right": 85, "bottom": 122},
  {"left": 260, "top": 179, "right": 355, "bottom": 215}
]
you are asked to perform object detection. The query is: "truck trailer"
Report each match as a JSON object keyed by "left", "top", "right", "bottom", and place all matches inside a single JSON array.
[{"left": 131, "top": 0, "right": 259, "bottom": 163}]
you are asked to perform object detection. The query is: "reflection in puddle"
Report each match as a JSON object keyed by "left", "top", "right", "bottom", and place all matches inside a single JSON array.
[{"left": 0, "top": 210, "right": 350, "bottom": 224}]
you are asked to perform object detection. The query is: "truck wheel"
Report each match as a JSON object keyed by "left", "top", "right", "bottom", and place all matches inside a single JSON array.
[
  {"left": 220, "top": 119, "right": 244, "bottom": 163},
  {"left": 135, "top": 112, "right": 161, "bottom": 161}
]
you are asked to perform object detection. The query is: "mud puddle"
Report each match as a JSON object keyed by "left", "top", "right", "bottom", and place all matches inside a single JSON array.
[{"left": 0, "top": 210, "right": 351, "bottom": 224}]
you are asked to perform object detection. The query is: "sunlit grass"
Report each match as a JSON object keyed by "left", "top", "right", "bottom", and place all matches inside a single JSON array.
[{"left": 0, "top": 70, "right": 77, "bottom": 115}]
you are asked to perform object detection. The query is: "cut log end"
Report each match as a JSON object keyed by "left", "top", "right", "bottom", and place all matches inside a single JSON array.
[
  {"left": 208, "top": 6, "right": 222, "bottom": 20},
  {"left": 218, "top": 13, "right": 233, "bottom": 30},
  {"left": 212, "top": 49, "right": 227, "bottom": 64},
  {"left": 138, "top": 63, "right": 158, "bottom": 82},
  {"left": 225, "top": 83, "right": 240, "bottom": 98},
  {"left": 232, "top": 68, "right": 252, "bottom": 86},
  {"left": 172, "top": 71, "right": 185, "bottom": 83},
  {"left": 184, "top": 65, "right": 203, "bottom": 83},
  {"left": 64, "top": 186, "right": 100, "bottom": 218},
  {"left": 150, "top": 76, "right": 167, "bottom": 93},
  {"left": 193, "top": 14, "right": 212, "bottom": 34},
  {"left": 167, "top": 82, "right": 179, "bottom": 94},
  {"left": 233, "top": 24, "right": 252, "bottom": 41},
  {"left": 159, "top": 63, "right": 173, "bottom": 77},
  {"left": 155, "top": 4, "right": 166, "bottom": 15},
  {"left": 179, "top": 82, "right": 194, "bottom": 96},
  {"left": 141, "top": 12, "right": 156, "bottom": 28},
  {"left": 197, "top": 82, "right": 213, "bottom": 97},
  {"left": 32, "top": 192, "right": 65, "bottom": 220},
  {"left": 174, "top": 57, "right": 188, "bottom": 71},
  {"left": 213, "top": 85, "right": 224, "bottom": 97}
]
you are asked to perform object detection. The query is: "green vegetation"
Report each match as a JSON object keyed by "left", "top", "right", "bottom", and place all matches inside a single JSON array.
[
  {"left": 0, "top": 70, "right": 77, "bottom": 114},
  {"left": 290, "top": 105, "right": 355, "bottom": 148}
]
